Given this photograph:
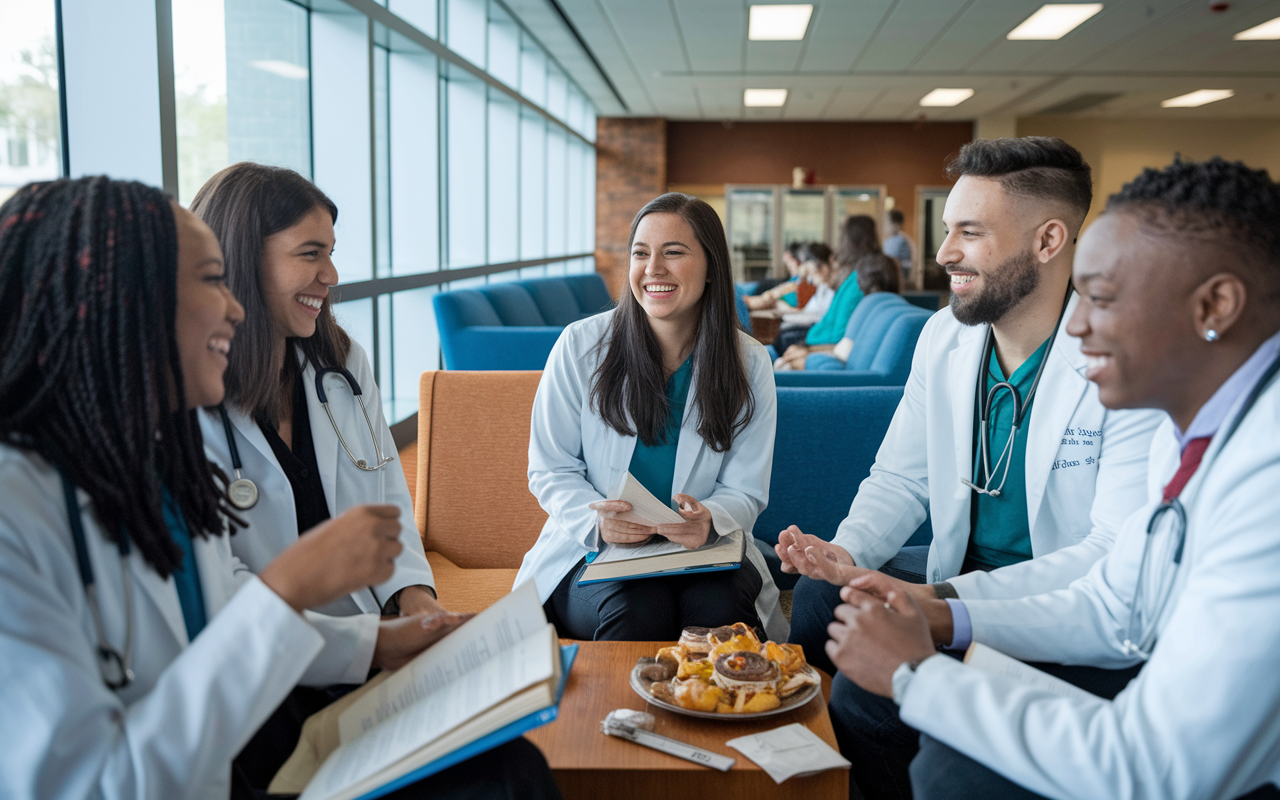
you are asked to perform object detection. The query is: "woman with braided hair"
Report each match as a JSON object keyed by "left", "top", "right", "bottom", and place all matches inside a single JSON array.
[{"left": 0, "top": 177, "right": 560, "bottom": 800}]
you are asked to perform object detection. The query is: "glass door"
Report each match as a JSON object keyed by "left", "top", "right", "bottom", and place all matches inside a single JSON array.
[
  {"left": 725, "top": 185, "right": 778, "bottom": 282},
  {"left": 781, "top": 188, "right": 827, "bottom": 257},
  {"left": 829, "top": 186, "right": 885, "bottom": 242}
]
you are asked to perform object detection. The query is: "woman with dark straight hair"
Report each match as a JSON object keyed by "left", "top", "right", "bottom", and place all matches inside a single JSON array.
[{"left": 515, "top": 193, "right": 788, "bottom": 642}]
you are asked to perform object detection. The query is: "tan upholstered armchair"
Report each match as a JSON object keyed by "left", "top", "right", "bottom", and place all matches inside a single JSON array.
[{"left": 414, "top": 371, "right": 547, "bottom": 613}]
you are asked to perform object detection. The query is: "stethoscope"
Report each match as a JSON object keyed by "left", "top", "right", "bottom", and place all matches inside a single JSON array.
[
  {"left": 216, "top": 364, "right": 394, "bottom": 511},
  {"left": 960, "top": 288, "right": 1073, "bottom": 498},
  {"left": 59, "top": 468, "right": 135, "bottom": 690},
  {"left": 1121, "top": 352, "right": 1280, "bottom": 660}
]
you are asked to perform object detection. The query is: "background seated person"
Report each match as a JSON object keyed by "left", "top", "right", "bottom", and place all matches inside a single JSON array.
[
  {"left": 774, "top": 215, "right": 880, "bottom": 369},
  {"left": 768, "top": 242, "right": 835, "bottom": 355},
  {"left": 515, "top": 193, "right": 788, "bottom": 643},
  {"left": 827, "top": 156, "right": 1280, "bottom": 800},
  {"left": 745, "top": 241, "right": 807, "bottom": 310},
  {"left": 805, "top": 252, "right": 903, "bottom": 370},
  {"left": 883, "top": 208, "right": 914, "bottom": 281}
]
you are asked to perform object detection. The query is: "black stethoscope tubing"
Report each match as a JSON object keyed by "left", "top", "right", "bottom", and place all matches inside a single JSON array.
[{"left": 963, "top": 287, "right": 1074, "bottom": 498}]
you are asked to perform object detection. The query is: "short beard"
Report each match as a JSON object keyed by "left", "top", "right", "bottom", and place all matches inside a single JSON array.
[{"left": 949, "top": 249, "right": 1040, "bottom": 326}]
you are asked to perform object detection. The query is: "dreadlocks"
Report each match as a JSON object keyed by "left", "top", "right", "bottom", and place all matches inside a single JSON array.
[
  {"left": 1107, "top": 157, "right": 1280, "bottom": 302},
  {"left": 0, "top": 177, "right": 231, "bottom": 577}
]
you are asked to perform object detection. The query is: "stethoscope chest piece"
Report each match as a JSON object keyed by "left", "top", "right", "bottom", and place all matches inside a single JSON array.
[{"left": 227, "top": 477, "right": 259, "bottom": 510}]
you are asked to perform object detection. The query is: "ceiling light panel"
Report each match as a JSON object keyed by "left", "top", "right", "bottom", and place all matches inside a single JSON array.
[
  {"left": 1161, "top": 89, "right": 1235, "bottom": 108},
  {"left": 744, "top": 89, "right": 788, "bottom": 107},
  {"left": 1234, "top": 17, "right": 1280, "bottom": 40},
  {"left": 1007, "top": 4, "right": 1104, "bottom": 40},
  {"left": 919, "top": 88, "right": 974, "bottom": 107},
  {"left": 748, "top": 5, "right": 814, "bottom": 41}
]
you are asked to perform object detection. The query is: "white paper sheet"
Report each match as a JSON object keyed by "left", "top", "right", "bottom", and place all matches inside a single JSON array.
[
  {"left": 606, "top": 471, "right": 685, "bottom": 527},
  {"left": 727, "top": 723, "right": 851, "bottom": 783}
]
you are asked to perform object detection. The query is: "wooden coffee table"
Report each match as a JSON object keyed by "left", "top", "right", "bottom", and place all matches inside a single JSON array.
[{"left": 527, "top": 640, "right": 849, "bottom": 799}]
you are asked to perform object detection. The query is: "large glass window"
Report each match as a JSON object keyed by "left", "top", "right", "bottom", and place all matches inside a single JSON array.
[
  {"left": 0, "top": 0, "right": 61, "bottom": 206},
  {"left": 161, "top": 0, "right": 596, "bottom": 422}
]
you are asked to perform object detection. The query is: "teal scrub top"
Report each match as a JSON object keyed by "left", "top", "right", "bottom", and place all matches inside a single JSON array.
[
  {"left": 628, "top": 356, "right": 694, "bottom": 507},
  {"left": 965, "top": 335, "right": 1053, "bottom": 570},
  {"left": 162, "top": 488, "right": 207, "bottom": 640},
  {"left": 805, "top": 276, "right": 864, "bottom": 345}
]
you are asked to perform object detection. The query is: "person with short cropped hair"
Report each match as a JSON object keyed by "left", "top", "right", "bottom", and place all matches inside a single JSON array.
[
  {"left": 827, "top": 156, "right": 1280, "bottom": 800},
  {"left": 777, "top": 137, "right": 1163, "bottom": 799},
  {"left": 883, "top": 208, "right": 913, "bottom": 279}
]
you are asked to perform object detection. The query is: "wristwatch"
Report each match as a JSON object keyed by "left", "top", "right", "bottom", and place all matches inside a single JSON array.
[{"left": 891, "top": 656, "right": 932, "bottom": 704}]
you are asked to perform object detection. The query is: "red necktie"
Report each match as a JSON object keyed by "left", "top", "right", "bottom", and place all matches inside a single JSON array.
[{"left": 1163, "top": 437, "right": 1212, "bottom": 503}]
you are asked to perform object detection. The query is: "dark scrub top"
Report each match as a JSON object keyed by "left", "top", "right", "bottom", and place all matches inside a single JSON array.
[
  {"left": 965, "top": 335, "right": 1052, "bottom": 570},
  {"left": 627, "top": 356, "right": 694, "bottom": 507},
  {"left": 261, "top": 374, "right": 332, "bottom": 536},
  {"left": 163, "top": 487, "right": 207, "bottom": 640}
]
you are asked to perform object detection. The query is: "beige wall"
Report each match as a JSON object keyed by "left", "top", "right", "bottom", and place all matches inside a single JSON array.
[{"left": 1017, "top": 116, "right": 1280, "bottom": 229}]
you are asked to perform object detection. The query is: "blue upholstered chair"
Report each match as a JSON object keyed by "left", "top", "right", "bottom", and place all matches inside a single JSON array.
[
  {"left": 434, "top": 273, "right": 613, "bottom": 370},
  {"left": 776, "top": 303, "right": 933, "bottom": 388},
  {"left": 755, "top": 386, "right": 932, "bottom": 589}
]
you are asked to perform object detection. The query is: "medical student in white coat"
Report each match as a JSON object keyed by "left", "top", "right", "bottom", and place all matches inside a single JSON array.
[
  {"left": 0, "top": 178, "right": 540, "bottom": 800},
  {"left": 828, "top": 158, "right": 1280, "bottom": 800},
  {"left": 514, "top": 192, "right": 788, "bottom": 642},
  {"left": 776, "top": 138, "right": 1161, "bottom": 799}
]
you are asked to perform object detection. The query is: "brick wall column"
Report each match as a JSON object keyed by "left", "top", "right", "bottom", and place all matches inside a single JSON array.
[{"left": 594, "top": 118, "right": 667, "bottom": 298}]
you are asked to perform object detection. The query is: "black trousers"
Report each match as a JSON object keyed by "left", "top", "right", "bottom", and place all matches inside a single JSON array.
[
  {"left": 831, "top": 659, "right": 1143, "bottom": 800},
  {"left": 545, "top": 556, "right": 764, "bottom": 641}
]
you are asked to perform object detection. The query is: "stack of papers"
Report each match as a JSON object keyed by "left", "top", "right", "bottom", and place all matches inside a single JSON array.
[{"left": 727, "top": 723, "right": 851, "bottom": 783}]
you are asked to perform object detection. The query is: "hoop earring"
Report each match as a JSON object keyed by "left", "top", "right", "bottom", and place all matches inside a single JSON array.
[{"left": 1205, "top": 329, "right": 1219, "bottom": 342}]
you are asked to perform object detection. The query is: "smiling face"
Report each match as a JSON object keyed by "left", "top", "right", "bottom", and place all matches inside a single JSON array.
[
  {"left": 1067, "top": 212, "right": 1197, "bottom": 411},
  {"left": 629, "top": 212, "right": 708, "bottom": 329},
  {"left": 173, "top": 204, "right": 244, "bottom": 409},
  {"left": 938, "top": 175, "right": 1047, "bottom": 326},
  {"left": 261, "top": 205, "right": 339, "bottom": 341}
]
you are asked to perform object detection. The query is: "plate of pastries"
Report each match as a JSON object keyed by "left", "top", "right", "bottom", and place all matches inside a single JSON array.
[{"left": 630, "top": 623, "right": 822, "bottom": 719}]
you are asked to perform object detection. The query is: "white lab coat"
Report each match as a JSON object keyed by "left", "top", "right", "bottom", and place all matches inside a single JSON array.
[
  {"left": 898, "top": 370, "right": 1280, "bottom": 800},
  {"left": 831, "top": 296, "right": 1162, "bottom": 598},
  {"left": 514, "top": 310, "right": 790, "bottom": 642},
  {"left": 200, "top": 340, "right": 432, "bottom": 624},
  {"left": 0, "top": 444, "right": 334, "bottom": 800}
]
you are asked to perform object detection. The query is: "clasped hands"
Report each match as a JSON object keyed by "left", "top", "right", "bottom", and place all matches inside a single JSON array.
[
  {"left": 588, "top": 493, "right": 712, "bottom": 550},
  {"left": 775, "top": 525, "right": 954, "bottom": 698}
]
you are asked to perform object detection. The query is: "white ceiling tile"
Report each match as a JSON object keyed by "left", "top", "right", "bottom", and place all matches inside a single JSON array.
[
  {"left": 671, "top": 0, "right": 745, "bottom": 73},
  {"left": 852, "top": 0, "right": 977, "bottom": 72},
  {"left": 910, "top": 0, "right": 1047, "bottom": 72},
  {"left": 799, "top": 0, "right": 898, "bottom": 72},
  {"left": 745, "top": 41, "right": 805, "bottom": 72},
  {"left": 782, "top": 88, "right": 837, "bottom": 118}
]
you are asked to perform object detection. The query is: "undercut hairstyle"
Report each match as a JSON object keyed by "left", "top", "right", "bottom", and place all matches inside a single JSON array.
[
  {"left": 887, "top": 209, "right": 905, "bottom": 226},
  {"left": 0, "top": 178, "right": 234, "bottom": 576},
  {"left": 190, "top": 163, "right": 350, "bottom": 426},
  {"left": 946, "top": 137, "right": 1093, "bottom": 227},
  {"left": 799, "top": 242, "right": 833, "bottom": 266},
  {"left": 591, "top": 193, "right": 754, "bottom": 453},
  {"left": 1107, "top": 157, "right": 1280, "bottom": 301},
  {"left": 785, "top": 241, "right": 806, "bottom": 259},
  {"left": 856, "top": 252, "right": 902, "bottom": 296},
  {"left": 835, "top": 215, "right": 881, "bottom": 272}
]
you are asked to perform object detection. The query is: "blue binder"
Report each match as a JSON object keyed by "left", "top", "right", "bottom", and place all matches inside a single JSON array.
[{"left": 355, "top": 643, "right": 578, "bottom": 800}]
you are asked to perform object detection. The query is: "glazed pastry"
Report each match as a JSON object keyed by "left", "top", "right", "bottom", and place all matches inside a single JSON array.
[
  {"left": 673, "top": 678, "right": 726, "bottom": 712},
  {"left": 711, "top": 651, "right": 779, "bottom": 693},
  {"left": 678, "top": 626, "right": 713, "bottom": 658},
  {"left": 708, "top": 622, "right": 756, "bottom": 647}
]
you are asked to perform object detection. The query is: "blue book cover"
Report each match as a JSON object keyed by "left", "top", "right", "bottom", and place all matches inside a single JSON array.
[{"left": 355, "top": 643, "right": 578, "bottom": 800}]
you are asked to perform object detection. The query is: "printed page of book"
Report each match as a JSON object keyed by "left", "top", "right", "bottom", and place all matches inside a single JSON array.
[
  {"left": 963, "top": 643, "right": 1096, "bottom": 704},
  {"left": 338, "top": 580, "right": 546, "bottom": 742},
  {"left": 302, "top": 623, "right": 557, "bottom": 800},
  {"left": 607, "top": 471, "right": 686, "bottom": 527}
]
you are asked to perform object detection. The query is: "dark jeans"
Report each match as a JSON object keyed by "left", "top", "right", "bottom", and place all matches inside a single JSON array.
[
  {"left": 546, "top": 556, "right": 764, "bottom": 641},
  {"left": 832, "top": 660, "right": 1143, "bottom": 800},
  {"left": 912, "top": 733, "right": 1280, "bottom": 800}
]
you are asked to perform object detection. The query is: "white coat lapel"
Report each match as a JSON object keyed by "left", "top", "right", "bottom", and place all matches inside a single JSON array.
[
  {"left": 224, "top": 403, "right": 284, "bottom": 481},
  {"left": 1023, "top": 306, "right": 1088, "bottom": 532},
  {"left": 948, "top": 324, "right": 985, "bottom": 494},
  {"left": 125, "top": 539, "right": 189, "bottom": 646},
  {"left": 306, "top": 361, "right": 341, "bottom": 515},
  {"left": 671, "top": 373, "right": 700, "bottom": 503}
]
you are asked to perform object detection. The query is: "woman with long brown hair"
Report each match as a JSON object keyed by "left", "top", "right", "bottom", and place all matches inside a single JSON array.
[{"left": 514, "top": 193, "right": 787, "bottom": 642}]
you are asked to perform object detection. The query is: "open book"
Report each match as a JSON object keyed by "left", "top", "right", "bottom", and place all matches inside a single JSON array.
[
  {"left": 577, "top": 471, "right": 745, "bottom": 585},
  {"left": 269, "top": 581, "right": 574, "bottom": 800},
  {"left": 963, "top": 643, "right": 1096, "bottom": 703}
]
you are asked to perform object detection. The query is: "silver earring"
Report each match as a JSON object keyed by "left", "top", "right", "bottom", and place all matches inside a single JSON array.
[{"left": 1205, "top": 329, "right": 1219, "bottom": 342}]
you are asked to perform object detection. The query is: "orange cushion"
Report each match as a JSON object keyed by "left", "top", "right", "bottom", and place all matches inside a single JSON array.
[{"left": 426, "top": 551, "right": 520, "bottom": 615}]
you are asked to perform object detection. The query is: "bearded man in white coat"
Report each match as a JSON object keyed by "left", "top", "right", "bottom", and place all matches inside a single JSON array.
[
  {"left": 828, "top": 157, "right": 1280, "bottom": 800},
  {"left": 778, "top": 137, "right": 1162, "bottom": 798}
]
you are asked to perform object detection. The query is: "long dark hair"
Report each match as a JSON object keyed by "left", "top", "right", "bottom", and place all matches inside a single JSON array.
[
  {"left": 856, "top": 252, "right": 902, "bottom": 295},
  {"left": 590, "top": 193, "right": 753, "bottom": 453},
  {"left": 835, "top": 214, "right": 881, "bottom": 272},
  {"left": 0, "top": 178, "right": 232, "bottom": 576},
  {"left": 190, "top": 162, "right": 350, "bottom": 425}
]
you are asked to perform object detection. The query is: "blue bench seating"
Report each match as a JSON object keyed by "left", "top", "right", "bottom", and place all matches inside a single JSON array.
[
  {"left": 774, "top": 293, "right": 934, "bottom": 388},
  {"left": 434, "top": 274, "right": 614, "bottom": 370},
  {"left": 755, "top": 386, "right": 932, "bottom": 589}
]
